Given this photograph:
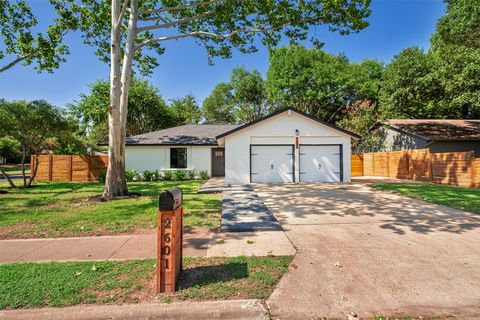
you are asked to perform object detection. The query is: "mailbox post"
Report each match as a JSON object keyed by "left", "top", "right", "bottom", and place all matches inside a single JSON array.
[{"left": 157, "top": 187, "right": 183, "bottom": 293}]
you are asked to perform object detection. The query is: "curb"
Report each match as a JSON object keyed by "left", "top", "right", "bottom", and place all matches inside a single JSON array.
[{"left": 0, "top": 299, "right": 268, "bottom": 320}]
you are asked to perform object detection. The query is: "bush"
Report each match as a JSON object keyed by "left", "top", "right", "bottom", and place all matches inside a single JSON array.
[
  {"left": 97, "top": 171, "right": 106, "bottom": 183},
  {"left": 199, "top": 170, "right": 209, "bottom": 180},
  {"left": 173, "top": 170, "right": 187, "bottom": 180},
  {"left": 186, "top": 170, "right": 195, "bottom": 180},
  {"left": 142, "top": 170, "right": 155, "bottom": 182},
  {"left": 125, "top": 170, "right": 137, "bottom": 182},
  {"left": 163, "top": 170, "right": 174, "bottom": 181},
  {"left": 152, "top": 169, "right": 160, "bottom": 181}
]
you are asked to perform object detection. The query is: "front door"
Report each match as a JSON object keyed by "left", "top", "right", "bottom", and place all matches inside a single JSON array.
[{"left": 212, "top": 148, "right": 225, "bottom": 177}]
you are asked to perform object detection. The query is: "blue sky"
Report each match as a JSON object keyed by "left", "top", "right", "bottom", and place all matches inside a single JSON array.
[{"left": 0, "top": 0, "right": 446, "bottom": 108}]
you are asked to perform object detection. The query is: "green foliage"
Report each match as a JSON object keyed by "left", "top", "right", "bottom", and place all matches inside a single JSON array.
[
  {"left": 266, "top": 45, "right": 383, "bottom": 123},
  {"left": 203, "top": 66, "right": 268, "bottom": 124},
  {"left": 169, "top": 94, "right": 202, "bottom": 125},
  {"left": 96, "top": 171, "right": 106, "bottom": 183},
  {"left": 0, "top": 1, "right": 74, "bottom": 73},
  {"left": 125, "top": 170, "right": 137, "bottom": 182},
  {"left": 173, "top": 170, "right": 187, "bottom": 181},
  {"left": 141, "top": 170, "right": 160, "bottom": 182},
  {"left": 186, "top": 170, "right": 195, "bottom": 180},
  {"left": 0, "top": 137, "right": 20, "bottom": 159},
  {"left": 199, "top": 170, "right": 209, "bottom": 180},
  {"left": 54, "top": 0, "right": 371, "bottom": 76},
  {"left": 202, "top": 82, "right": 236, "bottom": 124},
  {"left": 69, "top": 78, "right": 177, "bottom": 143},
  {"left": 162, "top": 170, "right": 174, "bottom": 181}
]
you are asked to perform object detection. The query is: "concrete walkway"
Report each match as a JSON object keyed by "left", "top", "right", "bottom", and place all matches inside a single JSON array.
[{"left": 0, "top": 228, "right": 295, "bottom": 264}]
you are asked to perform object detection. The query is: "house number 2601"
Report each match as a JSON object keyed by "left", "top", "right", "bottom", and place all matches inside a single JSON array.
[{"left": 163, "top": 218, "right": 172, "bottom": 269}]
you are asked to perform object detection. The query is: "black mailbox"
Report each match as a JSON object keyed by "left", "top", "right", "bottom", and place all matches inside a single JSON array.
[{"left": 159, "top": 187, "right": 183, "bottom": 211}]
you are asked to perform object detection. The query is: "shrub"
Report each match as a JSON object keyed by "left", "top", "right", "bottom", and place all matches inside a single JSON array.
[
  {"left": 173, "top": 170, "right": 187, "bottom": 180},
  {"left": 163, "top": 170, "right": 174, "bottom": 181},
  {"left": 125, "top": 170, "right": 137, "bottom": 182},
  {"left": 97, "top": 171, "right": 106, "bottom": 183},
  {"left": 186, "top": 170, "right": 195, "bottom": 180},
  {"left": 199, "top": 170, "right": 209, "bottom": 180},
  {"left": 152, "top": 169, "right": 160, "bottom": 181},
  {"left": 142, "top": 170, "right": 155, "bottom": 182}
]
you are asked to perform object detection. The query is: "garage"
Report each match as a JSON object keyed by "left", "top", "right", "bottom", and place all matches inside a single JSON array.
[
  {"left": 250, "top": 145, "right": 294, "bottom": 183},
  {"left": 216, "top": 107, "right": 359, "bottom": 185},
  {"left": 299, "top": 145, "right": 342, "bottom": 182}
]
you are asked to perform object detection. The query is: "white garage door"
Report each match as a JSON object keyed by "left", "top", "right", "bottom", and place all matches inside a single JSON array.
[
  {"left": 299, "top": 145, "right": 342, "bottom": 182},
  {"left": 251, "top": 145, "right": 294, "bottom": 183}
]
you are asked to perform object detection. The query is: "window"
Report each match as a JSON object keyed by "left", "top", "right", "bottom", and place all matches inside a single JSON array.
[{"left": 170, "top": 148, "right": 187, "bottom": 168}]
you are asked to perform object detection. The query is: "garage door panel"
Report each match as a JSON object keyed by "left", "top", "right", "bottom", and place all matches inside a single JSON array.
[
  {"left": 299, "top": 145, "right": 341, "bottom": 182},
  {"left": 251, "top": 145, "right": 294, "bottom": 183}
]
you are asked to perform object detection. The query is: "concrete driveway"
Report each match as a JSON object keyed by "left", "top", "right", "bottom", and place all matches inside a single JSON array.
[{"left": 254, "top": 182, "right": 480, "bottom": 319}]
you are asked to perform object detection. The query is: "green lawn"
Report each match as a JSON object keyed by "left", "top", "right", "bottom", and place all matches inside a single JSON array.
[
  {"left": 373, "top": 183, "right": 480, "bottom": 214},
  {"left": 0, "top": 164, "right": 30, "bottom": 176},
  {"left": 0, "top": 256, "right": 293, "bottom": 309},
  {"left": 0, "top": 180, "right": 221, "bottom": 239}
]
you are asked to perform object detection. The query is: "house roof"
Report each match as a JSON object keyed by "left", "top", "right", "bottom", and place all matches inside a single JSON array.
[
  {"left": 386, "top": 119, "right": 480, "bottom": 141},
  {"left": 125, "top": 124, "right": 240, "bottom": 146},
  {"left": 216, "top": 107, "right": 361, "bottom": 139}
]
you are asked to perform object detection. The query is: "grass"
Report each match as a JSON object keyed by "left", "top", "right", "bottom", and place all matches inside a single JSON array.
[
  {"left": 373, "top": 183, "right": 480, "bottom": 214},
  {"left": 0, "top": 256, "right": 293, "bottom": 309},
  {"left": 0, "top": 163, "right": 30, "bottom": 176},
  {"left": 0, "top": 180, "right": 221, "bottom": 239}
]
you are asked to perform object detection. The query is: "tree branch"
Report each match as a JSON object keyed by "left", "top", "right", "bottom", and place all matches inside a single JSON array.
[
  {"left": 136, "top": 11, "right": 214, "bottom": 33},
  {"left": 0, "top": 50, "right": 38, "bottom": 73},
  {"left": 139, "top": 0, "right": 225, "bottom": 15},
  {"left": 115, "top": 0, "right": 131, "bottom": 33},
  {"left": 135, "top": 17, "right": 320, "bottom": 50}
]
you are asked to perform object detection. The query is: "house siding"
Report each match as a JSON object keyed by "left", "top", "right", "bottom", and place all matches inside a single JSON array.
[
  {"left": 429, "top": 141, "right": 480, "bottom": 157},
  {"left": 125, "top": 145, "right": 213, "bottom": 175},
  {"left": 378, "top": 127, "right": 429, "bottom": 151},
  {"left": 223, "top": 111, "right": 352, "bottom": 185}
]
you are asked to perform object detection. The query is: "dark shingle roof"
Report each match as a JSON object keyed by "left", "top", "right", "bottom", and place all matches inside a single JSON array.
[
  {"left": 126, "top": 124, "right": 240, "bottom": 145},
  {"left": 387, "top": 119, "right": 480, "bottom": 141}
]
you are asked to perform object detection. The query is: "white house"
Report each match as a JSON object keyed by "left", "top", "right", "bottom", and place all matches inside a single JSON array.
[{"left": 125, "top": 107, "right": 359, "bottom": 184}]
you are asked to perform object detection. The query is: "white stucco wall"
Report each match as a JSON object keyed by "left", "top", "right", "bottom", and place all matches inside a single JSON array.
[
  {"left": 221, "top": 110, "right": 353, "bottom": 185},
  {"left": 125, "top": 145, "right": 213, "bottom": 175}
]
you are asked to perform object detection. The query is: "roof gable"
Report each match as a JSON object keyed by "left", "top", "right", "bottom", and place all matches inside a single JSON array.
[{"left": 216, "top": 107, "right": 360, "bottom": 139}]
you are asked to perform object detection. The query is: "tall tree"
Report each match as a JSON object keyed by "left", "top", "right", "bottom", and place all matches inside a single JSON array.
[
  {"left": 230, "top": 66, "right": 268, "bottom": 122},
  {"left": 57, "top": 0, "right": 371, "bottom": 197},
  {"left": 0, "top": 1, "right": 73, "bottom": 73},
  {"left": 169, "top": 94, "right": 202, "bottom": 125},
  {"left": 202, "top": 82, "right": 236, "bottom": 124},
  {"left": 0, "top": 99, "right": 73, "bottom": 187},
  {"left": 69, "top": 78, "right": 177, "bottom": 140}
]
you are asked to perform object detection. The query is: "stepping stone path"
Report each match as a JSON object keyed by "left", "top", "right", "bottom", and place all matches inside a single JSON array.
[{"left": 221, "top": 186, "right": 282, "bottom": 231}]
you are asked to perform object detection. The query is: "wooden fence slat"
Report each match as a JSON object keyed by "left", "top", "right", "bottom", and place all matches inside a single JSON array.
[{"left": 32, "top": 155, "right": 107, "bottom": 182}]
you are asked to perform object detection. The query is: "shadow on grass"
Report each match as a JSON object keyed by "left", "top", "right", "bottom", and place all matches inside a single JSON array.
[{"left": 177, "top": 262, "right": 248, "bottom": 290}]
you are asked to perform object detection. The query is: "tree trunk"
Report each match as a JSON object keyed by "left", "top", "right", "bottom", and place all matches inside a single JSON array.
[
  {"left": 28, "top": 154, "right": 40, "bottom": 186},
  {"left": 104, "top": 0, "right": 128, "bottom": 197},
  {"left": 21, "top": 147, "right": 27, "bottom": 188},
  {"left": 0, "top": 167, "right": 16, "bottom": 188}
]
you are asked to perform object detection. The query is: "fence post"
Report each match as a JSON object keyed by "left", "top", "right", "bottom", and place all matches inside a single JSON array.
[
  {"left": 470, "top": 151, "right": 476, "bottom": 188},
  {"left": 68, "top": 156, "right": 73, "bottom": 182},
  {"left": 427, "top": 149, "right": 433, "bottom": 182},
  {"left": 30, "top": 155, "right": 34, "bottom": 178},
  {"left": 386, "top": 152, "right": 390, "bottom": 178},
  {"left": 48, "top": 155, "right": 53, "bottom": 181}
]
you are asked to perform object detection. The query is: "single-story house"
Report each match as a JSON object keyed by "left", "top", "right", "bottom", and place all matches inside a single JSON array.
[
  {"left": 125, "top": 107, "right": 359, "bottom": 184},
  {"left": 375, "top": 119, "right": 480, "bottom": 156}
]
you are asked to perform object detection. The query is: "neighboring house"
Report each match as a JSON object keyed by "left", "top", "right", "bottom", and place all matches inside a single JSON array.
[
  {"left": 375, "top": 119, "right": 480, "bottom": 156},
  {"left": 125, "top": 107, "right": 359, "bottom": 184}
]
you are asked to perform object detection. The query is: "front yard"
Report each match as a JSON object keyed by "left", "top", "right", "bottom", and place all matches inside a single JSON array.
[
  {"left": 0, "top": 256, "right": 293, "bottom": 309},
  {"left": 0, "top": 180, "right": 221, "bottom": 239},
  {"left": 373, "top": 183, "right": 480, "bottom": 214}
]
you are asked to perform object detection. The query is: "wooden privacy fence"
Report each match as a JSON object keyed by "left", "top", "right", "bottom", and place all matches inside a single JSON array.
[
  {"left": 351, "top": 149, "right": 479, "bottom": 188},
  {"left": 31, "top": 155, "right": 108, "bottom": 182}
]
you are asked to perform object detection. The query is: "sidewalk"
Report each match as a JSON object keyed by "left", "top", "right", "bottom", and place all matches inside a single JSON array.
[{"left": 0, "top": 228, "right": 295, "bottom": 264}]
